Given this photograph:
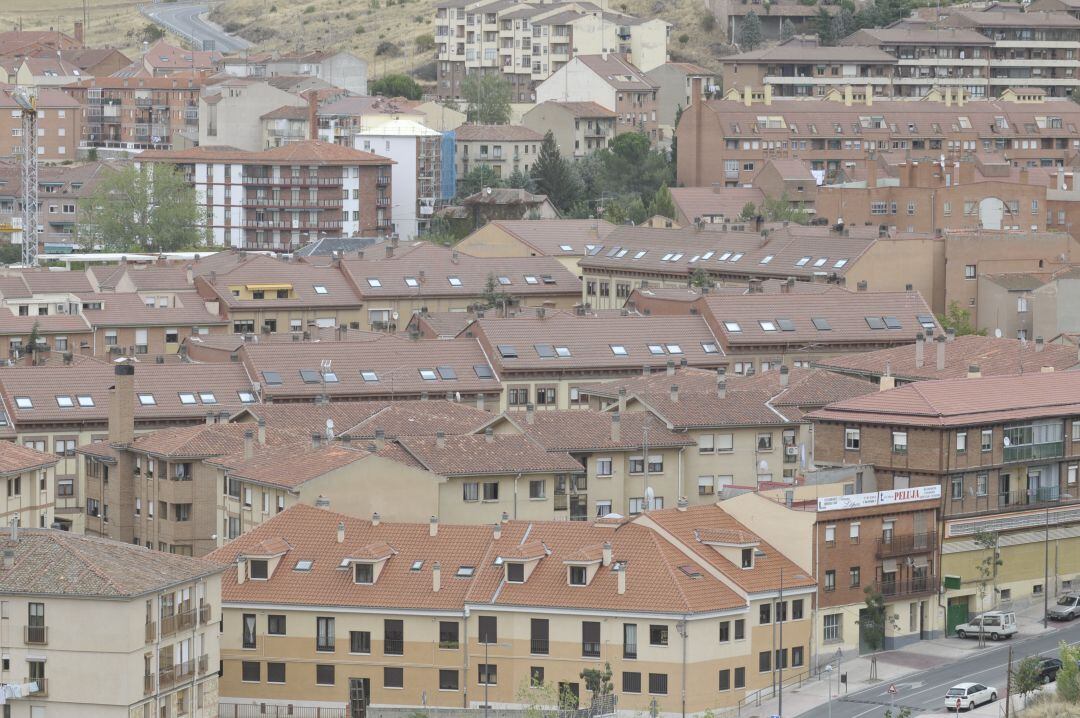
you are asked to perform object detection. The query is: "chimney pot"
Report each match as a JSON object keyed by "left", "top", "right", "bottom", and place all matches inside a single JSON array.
[
  {"left": 666, "top": 360, "right": 675, "bottom": 376},
  {"left": 915, "top": 332, "right": 925, "bottom": 368},
  {"left": 372, "top": 512, "right": 381, "bottom": 526},
  {"left": 936, "top": 335, "right": 946, "bottom": 371},
  {"left": 779, "top": 365, "right": 790, "bottom": 387},
  {"left": 677, "top": 496, "right": 689, "bottom": 511},
  {"left": 435, "top": 431, "right": 446, "bottom": 448},
  {"left": 501, "top": 511, "right": 509, "bottom": 524},
  {"left": 493, "top": 523, "right": 502, "bottom": 540},
  {"left": 670, "top": 384, "right": 679, "bottom": 402},
  {"left": 616, "top": 564, "right": 626, "bottom": 595},
  {"left": 336, "top": 521, "right": 345, "bottom": 543},
  {"left": 717, "top": 376, "right": 727, "bottom": 399},
  {"left": 611, "top": 412, "right": 622, "bottom": 443},
  {"left": 1041, "top": 365, "right": 1055, "bottom": 373},
  {"left": 429, "top": 516, "right": 439, "bottom": 537},
  {"left": 525, "top": 403, "right": 535, "bottom": 424},
  {"left": 432, "top": 561, "right": 442, "bottom": 592},
  {"left": 257, "top": 417, "right": 266, "bottom": 445},
  {"left": 243, "top": 429, "right": 254, "bottom": 459},
  {"left": 618, "top": 387, "right": 627, "bottom": 413},
  {"left": 485, "top": 427, "right": 494, "bottom": 442},
  {"left": 967, "top": 364, "right": 981, "bottom": 379},
  {"left": 946, "top": 327, "right": 956, "bottom": 342},
  {"left": 1036, "top": 336, "right": 1045, "bottom": 352}
]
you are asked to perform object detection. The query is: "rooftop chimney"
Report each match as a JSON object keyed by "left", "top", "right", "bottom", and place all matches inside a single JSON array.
[
  {"left": 74, "top": 20, "right": 84, "bottom": 46},
  {"left": 611, "top": 412, "right": 621, "bottom": 443},
  {"left": 666, "top": 360, "right": 675, "bottom": 376},
  {"left": 432, "top": 561, "right": 441, "bottom": 592},
  {"left": 386, "top": 244, "right": 394, "bottom": 258},
  {"left": 493, "top": 522, "right": 502, "bottom": 540},
  {"left": 946, "top": 327, "right": 956, "bottom": 343},
  {"left": 1036, "top": 336, "right": 1045, "bottom": 353},
  {"left": 1042, "top": 365, "right": 1055, "bottom": 373},
  {"left": 257, "top": 417, "right": 266, "bottom": 444},
  {"left": 967, "top": 364, "right": 981, "bottom": 379},
  {"left": 670, "top": 384, "right": 679, "bottom": 402},
  {"left": 243, "top": 429, "right": 254, "bottom": 460},
  {"left": 857, "top": 280, "right": 868, "bottom": 292},
  {"left": 618, "top": 387, "right": 627, "bottom": 413},
  {"left": 616, "top": 563, "right": 626, "bottom": 595},
  {"left": 435, "top": 431, "right": 446, "bottom": 448},
  {"left": 677, "top": 496, "right": 689, "bottom": 511},
  {"left": 372, "top": 512, "right": 381, "bottom": 526},
  {"left": 485, "top": 427, "right": 494, "bottom": 443},
  {"left": 879, "top": 374, "right": 896, "bottom": 391},
  {"left": 311, "top": 432, "right": 322, "bottom": 448},
  {"left": 525, "top": 403, "right": 535, "bottom": 425},
  {"left": 717, "top": 372, "right": 727, "bottom": 399},
  {"left": 307, "top": 91, "right": 318, "bottom": 140},
  {"left": 501, "top": 511, "right": 509, "bottom": 524},
  {"left": 643, "top": 365, "right": 651, "bottom": 376},
  {"left": 936, "top": 335, "right": 946, "bottom": 371},
  {"left": 108, "top": 363, "right": 136, "bottom": 446},
  {"left": 337, "top": 521, "right": 345, "bottom": 543},
  {"left": 429, "top": 516, "right": 439, "bottom": 537},
  {"left": 779, "top": 365, "right": 789, "bottom": 388},
  {"left": 475, "top": 393, "right": 486, "bottom": 411},
  {"left": 602, "top": 541, "right": 612, "bottom": 567},
  {"left": 315, "top": 495, "right": 330, "bottom": 508},
  {"left": 374, "top": 428, "right": 385, "bottom": 451},
  {"left": 915, "top": 332, "right": 925, "bottom": 369}
]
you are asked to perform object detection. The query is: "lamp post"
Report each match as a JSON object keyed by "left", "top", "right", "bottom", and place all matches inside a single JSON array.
[
  {"left": 824, "top": 664, "right": 834, "bottom": 718},
  {"left": 778, "top": 566, "right": 784, "bottom": 718},
  {"left": 1044, "top": 505, "right": 1050, "bottom": 628}
]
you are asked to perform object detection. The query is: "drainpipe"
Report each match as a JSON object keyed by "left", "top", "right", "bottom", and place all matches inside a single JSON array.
[
  {"left": 462, "top": 606, "right": 471, "bottom": 709},
  {"left": 679, "top": 615, "right": 689, "bottom": 718},
  {"left": 513, "top": 472, "right": 521, "bottom": 520},
  {"left": 678, "top": 447, "right": 684, "bottom": 500}
]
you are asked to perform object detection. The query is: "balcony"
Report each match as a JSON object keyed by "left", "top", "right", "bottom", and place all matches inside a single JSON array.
[
  {"left": 875, "top": 574, "right": 936, "bottom": 599},
  {"left": 144, "top": 673, "right": 154, "bottom": 694},
  {"left": 376, "top": 197, "right": 391, "bottom": 207},
  {"left": 135, "top": 97, "right": 153, "bottom": 107},
  {"left": 198, "top": 602, "right": 211, "bottom": 625},
  {"left": 24, "top": 625, "right": 47, "bottom": 644},
  {"left": 160, "top": 608, "right": 195, "bottom": 637},
  {"left": 582, "top": 641, "right": 601, "bottom": 658},
  {"left": 1003, "top": 441, "right": 1063, "bottom": 463},
  {"left": 242, "top": 220, "right": 342, "bottom": 230},
  {"left": 240, "top": 175, "right": 344, "bottom": 186},
  {"left": 876, "top": 533, "right": 937, "bottom": 559},
  {"left": 242, "top": 197, "right": 343, "bottom": 208},
  {"left": 624, "top": 644, "right": 637, "bottom": 660},
  {"left": 531, "top": 638, "right": 549, "bottom": 655},
  {"left": 384, "top": 638, "right": 404, "bottom": 655},
  {"left": 26, "top": 678, "right": 46, "bottom": 696},
  {"left": 376, "top": 175, "right": 391, "bottom": 186},
  {"left": 198, "top": 654, "right": 209, "bottom": 674},
  {"left": 146, "top": 620, "right": 156, "bottom": 643}
]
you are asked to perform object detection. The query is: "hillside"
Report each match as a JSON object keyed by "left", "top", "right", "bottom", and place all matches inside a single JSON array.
[
  {"left": 210, "top": 0, "right": 730, "bottom": 86},
  {"left": 0, "top": 0, "right": 161, "bottom": 58}
]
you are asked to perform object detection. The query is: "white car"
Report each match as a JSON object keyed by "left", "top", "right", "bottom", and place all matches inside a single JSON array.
[{"left": 945, "top": 683, "right": 997, "bottom": 711}]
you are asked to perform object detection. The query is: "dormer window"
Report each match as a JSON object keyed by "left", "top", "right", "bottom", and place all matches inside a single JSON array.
[
  {"left": 506, "top": 562, "right": 525, "bottom": 583},
  {"left": 741, "top": 548, "right": 753, "bottom": 569},
  {"left": 569, "top": 566, "right": 587, "bottom": 586},
  {"left": 354, "top": 563, "right": 374, "bottom": 584},
  {"left": 250, "top": 559, "right": 269, "bottom": 580}
]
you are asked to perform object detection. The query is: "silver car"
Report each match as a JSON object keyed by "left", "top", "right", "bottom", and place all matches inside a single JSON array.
[{"left": 1049, "top": 594, "right": 1080, "bottom": 621}]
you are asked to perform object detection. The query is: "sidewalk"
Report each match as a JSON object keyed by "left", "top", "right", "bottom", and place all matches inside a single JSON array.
[{"left": 744, "top": 601, "right": 1058, "bottom": 718}]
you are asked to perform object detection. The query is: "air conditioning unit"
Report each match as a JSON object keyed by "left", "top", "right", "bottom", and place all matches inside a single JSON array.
[{"left": 785, "top": 446, "right": 798, "bottom": 456}]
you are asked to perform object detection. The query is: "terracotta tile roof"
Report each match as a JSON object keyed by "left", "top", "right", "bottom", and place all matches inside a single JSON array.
[
  {"left": 0, "top": 86, "right": 79, "bottom": 109},
  {"left": 131, "top": 422, "right": 301, "bottom": 459},
  {"left": 563, "top": 543, "right": 604, "bottom": 563},
  {"left": 409, "top": 311, "right": 476, "bottom": 339},
  {"left": 348, "top": 541, "right": 397, "bottom": 560},
  {"left": 669, "top": 187, "right": 765, "bottom": 224},
  {"left": 139, "top": 140, "right": 392, "bottom": 166},
  {"left": 248, "top": 537, "right": 292, "bottom": 556},
  {"left": 574, "top": 54, "right": 657, "bottom": 91},
  {"left": 509, "top": 409, "right": 695, "bottom": 451},
  {"left": 843, "top": 26, "right": 992, "bottom": 45},
  {"left": 232, "top": 402, "right": 387, "bottom": 438},
  {"left": 726, "top": 41, "right": 897, "bottom": 64},
  {"left": 198, "top": 254, "right": 364, "bottom": 308},
  {"left": 78, "top": 291, "right": 226, "bottom": 327},
  {"left": 341, "top": 242, "right": 580, "bottom": 299},
  {"left": 208, "top": 443, "right": 371, "bottom": 490},
  {"left": 16, "top": 269, "right": 94, "bottom": 293},
  {"left": 240, "top": 336, "right": 502, "bottom": 400},
  {"left": 476, "top": 219, "right": 617, "bottom": 256},
  {"left": 500, "top": 540, "right": 548, "bottom": 560},
  {"left": 532, "top": 101, "right": 617, "bottom": 118},
  {"left": 0, "top": 362, "right": 257, "bottom": 427},
  {"left": 697, "top": 289, "right": 939, "bottom": 347},
  {"left": 340, "top": 400, "right": 494, "bottom": 439},
  {"left": 659, "top": 61, "right": 713, "bottom": 75},
  {"left": 643, "top": 504, "right": 815, "bottom": 594},
  {"left": 696, "top": 528, "right": 758, "bottom": 545},
  {"left": 143, "top": 39, "right": 222, "bottom": 70},
  {"left": 319, "top": 95, "right": 422, "bottom": 117},
  {"left": 0, "top": 440, "right": 58, "bottom": 475},
  {"left": 91, "top": 265, "right": 193, "bottom": 291},
  {"left": 396, "top": 434, "right": 583, "bottom": 476},
  {"left": 0, "top": 311, "right": 90, "bottom": 335},
  {"left": 260, "top": 104, "right": 310, "bottom": 120},
  {"left": 809, "top": 370, "right": 1080, "bottom": 428},
  {"left": 0, "top": 529, "right": 223, "bottom": 598},
  {"left": 815, "top": 335, "right": 1080, "bottom": 382},
  {"left": 944, "top": 9, "right": 1080, "bottom": 27},
  {"left": 455, "top": 124, "right": 544, "bottom": 142},
  {"left": 464, "top": 312, "right": 726, "bottom": 373}
]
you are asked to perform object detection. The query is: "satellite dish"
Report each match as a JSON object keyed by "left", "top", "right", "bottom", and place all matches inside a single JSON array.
[
  {"left": 994, "top": 328, "right": 1003, "bottom": 339},
  {"left": 1003, "top": 436, "right": 1011, "bottom": 446},
  {"left": 758, "top": 459, "right": 769, "bottom": 473},
  {"left": 392, "top": 311, "right": 400, "bottom": 321}
]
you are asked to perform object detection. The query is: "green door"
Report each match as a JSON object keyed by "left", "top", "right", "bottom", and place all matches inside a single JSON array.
[
  {"left": 947, "top": 597, "right": 969, "bottom": 636},
  {"left": 858, "top": 608, "right": 874, "bottom": 655}
]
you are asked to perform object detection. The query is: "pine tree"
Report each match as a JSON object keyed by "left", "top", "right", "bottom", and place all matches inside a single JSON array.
[
  {"left": 780, "top": 18, "right": 796, "bottom": 42},
  {"left": 531, "top": 131, "right": 581, "bottom": 212},
  {"left": 650, "top": 183, "right": 676, "bottom": 220},
  {"left": 737, "top": 11, "right": 764, "bottom": 50}
]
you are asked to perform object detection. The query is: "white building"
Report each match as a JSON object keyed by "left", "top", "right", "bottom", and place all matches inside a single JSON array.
[{"left": 355, "top": 119, "right": 442, "bottom": 241}]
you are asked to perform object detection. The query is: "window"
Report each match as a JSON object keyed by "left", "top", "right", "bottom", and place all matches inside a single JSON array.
[
  {"left": 735, "top": 667, "right": 746, "bottom": 689},
  {"left": 582, "top": 621, "right": 600, "bottom": 657},
  {"left": 850, "top": 566, "right": 861, "bottom": 587},
  {"left": 351, "top": 631, "right": 371, "bottom": 653},
  {"left": 596, "top": 457, "right": 613, "bottom": 476},
  {"left": 14, "top": 397, "right": 32, "bottom": 409},
  {"left": 242, "top": 661, "right": 260, "bottom": 682},
  {"left": 760, "top": 602, "right": 772, "bottom": 625},
  {"left": 528, "top": 480, "right": 545, "bottom": 499},
  {"left": 982, "top": 429, "right": 993, "bottom": 452},
  {"left": 741, "top": 548, "right": 753, "bottom": 568},
  {"left": 892, "top": 431, "right": 908, "bottom": 453},
  {"left": 719, "top": 621, "right": 730, "bottom": 642},
  {"left": 384, "top": 667, "right": 404, "bottom": 689},
  {"left": 957, "top": 432, "right": 967, "bottom": 453},
  {"left": 316, "top": 617, "right": 335, "bottom": 652},
  {"left": 463, "top": 482, "right": 479, "bottom": 502},
  {"left": 56, "top": 395, "right": 73, "bottom": 408},
  {"left": 385, "top": 619, "right": 404, "bottom": 655},
  {"left": 313, "top": 285, "right": 328, "bottom": 295},
  {"left": 623, "top": 672, "right": 642, "bottom": 693},
  {"left": 316, "top": 664, "right": 335, "bottom": 686},
  {"left": 478, "top": 664, "right": 497, "bottom": 685},
  {"left": 649, "top": 624, "right": 668, "bottom": 646},
  {"left": 757, "top": 433, "right": 773, "bottom": 451},
  {"left": 724, "top": 321, "right": 741, "bottom": 332},
  {"left": 950, "top": 475, "right": 963, "bottom": 500},
  {"left": 759, "top": 651, "right": 771, "bottom": 673},
  {"left": 976, "top": 472, "right": 988, "bottom": 497},
  {"left": 439, "top": 669, "right": 459, "bottom": 691},
  {"left": 842, "top": 425, "right": 859, "bottom": 449},
  {"left": 242, "top": 613, "right": 257, "bottom": 648},
  {"left": 734, "top": 619, "right": 745, "bottom": 640},
  {"left": 483, "top": 482, "right": 499, "bottom": 501},
  {"left": 649, "top": 673, "right": 668, "bottom": 695},
  {"left": 439, "top": 622, "right": 459, "bottom": 649},
  {"left": 964, "top": 265, "right": 976, "bottom": 280},
  {"left": 479, "top": 616, "right": 498, "bottom": 644},
  {"left": 569, "top": 565, "right": 587, "bottom": 586},
  {"left": 610, "top": 344, "right": 627, "bottom": 356},
  {"left": 825, "top": 525, "right": 836, "bottom": 546},
  {"left": 792, "top": 646, "right": 804, "bottom": 667},
  {"left": 717, "top": 434, "right": 733, "bottom": 452},
  {"left": 263, "top": 662, "right": 285, "bottom": 684},
  {"left": 76, "top": 395, "right": 94, "bottom": 407},
  {"left": 138, "top": 393, "right": 156, "bottom": 406},
  {"left": 792, "top": 599, "right": 804, "bottom": 620},
  {"left": 824, "top": 570, "right": 836, "bottom": 592},
  {"left": 823, "top": 613, "right": 842, "bottom": 642},
  {"left": 268, "top": 615, "right": 286, "bottom": 636},
  {"left": 448, "top": 276, "right": 462, "bottom": 287}
]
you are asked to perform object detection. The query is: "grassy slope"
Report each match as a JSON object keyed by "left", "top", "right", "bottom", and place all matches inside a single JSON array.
[{"left": 0, "top": 0, "right": 155, "bottom": 58}]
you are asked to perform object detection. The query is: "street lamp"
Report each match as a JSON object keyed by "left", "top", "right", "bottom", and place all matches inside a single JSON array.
[
  {"left": 481, "top": 640, "right": 512, "bottom": 718},
  {"left": 824, "top": 665, "right": 834, "bottom": 718}
]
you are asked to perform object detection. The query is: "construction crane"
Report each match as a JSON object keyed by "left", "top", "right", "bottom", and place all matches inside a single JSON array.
[{"left": 0, "top": 89, "right": 38, "bottom": 266}]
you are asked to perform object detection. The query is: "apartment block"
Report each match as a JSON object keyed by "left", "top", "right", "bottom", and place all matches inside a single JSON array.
[
  {"left": 0, "top": 161, "right": 113, "bottom": 251},
  {"left": 434, "top": 0, "right": 669, "bottom": 101},
  {"left": 0, "top": 87, "right": 81, "bottom": 161},
  {"left": 210, "top": 502, "right": 813, "bottom": 716},
  {"left": 454, "top": 124, "right": 543, "bottom": 185},
  {"left": 811, "top": 370, "right": 1080, "bottom": 630},
  {"left": 65, "top": 76, "right": 201, "bottom": 151},
  {"left": 0, "top": 526, "right": 223, "bottom": 718},
  {"left": 220, "top": 49, "right": 369, "bottom": 95},
  {"left": 521, "top": 101, "right": 617, "bottom": 159},
  {"left": 675, "top": 89, "right": 1080, "bottom": 188},
  {"left": 722, "top": 39, "right": 898, "bottom": 99},
  {"left": 138, "top": 140, "right": 393, "bottom": 250},
  {"left": 199, "top": 77, "right": 310, "bottom": 151},
  {"left": 0, "top": 442, "right": 58, "bottom": 533}
]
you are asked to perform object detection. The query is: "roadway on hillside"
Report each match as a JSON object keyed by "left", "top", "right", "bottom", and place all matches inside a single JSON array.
[{"left": 141, "top": 2, "right": 251, "bottom": 53}]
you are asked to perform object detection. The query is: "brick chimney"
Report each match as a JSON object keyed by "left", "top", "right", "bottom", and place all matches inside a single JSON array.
[
  {"left": 74, "top": 21, "right": 84, "bottom": 47},
  {"left": 915, "top": 332, "right": 925, "bottom": 368},
  {"left": 307, "top": 91, "right": 319, "bottom": 140},
  {"left": 108, "top": 363, "right": 136, "bottom": 445}
]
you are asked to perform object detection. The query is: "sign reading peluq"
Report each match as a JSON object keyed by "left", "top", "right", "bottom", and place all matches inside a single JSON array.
[{"left": 816, "top": 484, "right": 942, "bottom": 512}]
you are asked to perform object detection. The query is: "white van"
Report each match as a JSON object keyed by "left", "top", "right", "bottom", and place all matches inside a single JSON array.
[{"left": 955, "top": 611, "right": 1017, "bottom": 640}]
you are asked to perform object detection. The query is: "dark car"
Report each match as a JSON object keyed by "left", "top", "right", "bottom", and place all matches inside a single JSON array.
[{"left": 1037, "top": 657, "right": 1063, "bottom": 684}]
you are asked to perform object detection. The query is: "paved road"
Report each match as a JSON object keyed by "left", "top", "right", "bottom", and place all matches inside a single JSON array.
[
  {"left": 797, "top": 620, "right": 1080, "bottom": 717},
  {"left": 141, "top": 2, "right": 251, "bottom": 53}
]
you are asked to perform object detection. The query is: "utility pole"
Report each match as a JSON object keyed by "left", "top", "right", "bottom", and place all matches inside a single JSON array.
[
  {"left": 1044, "top": 506, "right": 1050, "bottom": 628},
  {"left": 1005, "top": 644, "right": 1013, "bottom": 718},
  {"left": 778, "top": 566, "right": 784, "bottom": 718}
]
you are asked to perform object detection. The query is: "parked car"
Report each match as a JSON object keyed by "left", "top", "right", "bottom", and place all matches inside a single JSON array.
[
  {"left": 1036, "top": 657, "right": 1063, "bottom": 684},
  {"left": 946, "top": 683, "right": 997, "bottom": 711},
  {"left": 955, "top": 611, "right": 1017, "bottom": 640},
  {"left": 1048, "top": 594, "right": 1080, "bottom": 621}
]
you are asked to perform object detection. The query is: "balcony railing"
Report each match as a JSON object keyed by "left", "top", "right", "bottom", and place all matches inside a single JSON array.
[
  {"left": 160, "top": 608, "right": 195, "bottom": 637},
  {"left": 199, "top": 603, "right": 211, "bottom": 625},
  {"left": 582, "top": 641, "right": 601, "bottom": 658},
  {"left": 146, "top": 620, "right": 156, "bottom": 643},
  {"left": 384, "top": 638, "right": 404, "bottom": 655},
  {"left": 530, "top": 637, "right": 549, "bottom": 655},
  {"left": 876, "top": 532, "right": 937, "bottom": 559},
  {"left": 624, "top": 644, "right": 637, "bottom": 659},
  {"left": 242, "top": 220, "right": 342, "bottom": 230},
  {"left": 144, "top": 672, "right": 154, "bottom": 694},
  {"left": 24, "top": 625, "right": 47, "bottom": 644},
  {"left": 241, "top": 175, "right": 344, "bottom": 186},
  {"left": 198, "top": 654, "right": 209, "bottom": 674},
  {"left": 377, "top": 175, "right": 391, "bottom": 186},
  {"left": 26, "top": 678, "right": 46, "bottom": 696},
  {"left": 875, "top": 574, "right": 936, "bottom": 599},
  {"left": 1003, "top": 441, "right": 1063, "bottom": 463}
]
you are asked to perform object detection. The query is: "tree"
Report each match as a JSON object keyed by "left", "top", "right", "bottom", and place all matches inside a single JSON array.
[
  {"left": 737, "top": 11, "right": 764, "bottom": 50},
  {"left": 414, "top": 33, "right": 435, "bottom": 52},
  {"left": 780, "top": 18, "right": 797, "bottom": 41},
  {"left": 1013, "top": 655, "right": 1045, "bottom": 697},
  {"left": 461, "top": 74, "right": 512, "bottom": 124},
  {"left": 580, "top": 662, "right": 613, "bottom": 702},
  {"left": 739, "top": 201, "right": 758, "bottom": 221},
  {"left": 506, "top": 168, "right": 533, "bottom": 190},
  {"left": 671, "top": 104, "right": 683, "bottom": 169},
  {"left": 517, "top": 679, "right": 560, "bottom": 718},
  {"left": 602, "top": 195, "right": 648, "bottom": 226},
  {"left": 481, "top": 272, "right": 511, "bottom": 310},
  {"left": 457, "top": 165, "right": 504, "bottom": 198},
  {"left": 375, "top": 40, "right": 402, "bottom": 57},
  {"left": 1059, "top": 642, "right": 1080, "bottom": 703},
  {"left": 936, "top": 300, "right": 986, "bottom": 336},
  {"left": 830, "top": 7, "right": 855, "bottom": 44},
  {"left": 420, "top": 216, "right": 459, "bottom": 246},
  {"left": 369, "top": 74, "right": 423, "bottom": 100},
  {"left": 598, "top": 133, "right": 673, "bottom": 201},
  {"left": 650, "top": 183, "right": 676, "bottom": 220},
  {"left": 531, "top": 131, "right": 581, "bottom": 213},
  {"left": 973, "top": 530, "right": 1003, "bottom": 614},
  {"left": 763, "top": 193, "right": 811, "bottom": 224},
  {"left": 78, "top": 164, "right": 206, "bottom": 252},
  {"left": 858, "top": 586, "right": 899, "bottom": 653},
  {"left": 27, "top": 321, "right": 40, "bottom": 349},
  {"left": 690, "top": 267, "right": 714, "bottom": 289},
  {"left": 814, "top": 7, "right": 837, "bottom": 45}
]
